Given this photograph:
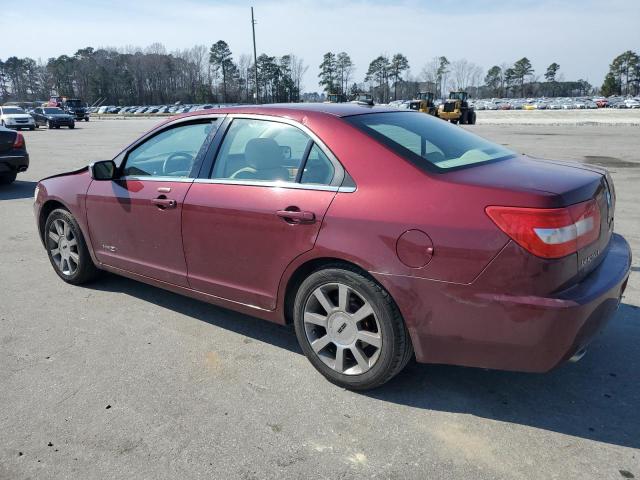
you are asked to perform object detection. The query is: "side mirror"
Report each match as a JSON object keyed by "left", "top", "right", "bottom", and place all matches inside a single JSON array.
[{"left": 90, "top": 160, "right": 117, "bottom": 180}]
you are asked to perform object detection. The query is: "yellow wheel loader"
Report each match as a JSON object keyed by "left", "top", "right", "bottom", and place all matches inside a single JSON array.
[
  {"left": 438, "top": 91, "right": 476, "bottom": 124},
  {"left": 409, "top": 92, "right": 438, "bottom": 116}
]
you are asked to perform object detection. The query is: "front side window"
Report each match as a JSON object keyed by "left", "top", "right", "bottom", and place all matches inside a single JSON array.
[
  {"left": 347, "top": 112, "right": 516, "bottom": 171},
  {"left": 212, "top": 119, "right": 311, "bottom": 182},
  {"left": 123, "top": 121, "right": 218, "bottom": 178}
]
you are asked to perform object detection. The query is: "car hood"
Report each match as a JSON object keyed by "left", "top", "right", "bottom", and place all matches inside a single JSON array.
[{"left": 47, "top": 114, "right": 73, "bottom": 118}]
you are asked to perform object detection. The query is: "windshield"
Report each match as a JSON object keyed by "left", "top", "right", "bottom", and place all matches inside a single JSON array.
[
  {"left": 44, "top": 108, "right": 65, "bottom": 114},
  {"left": 2, "top": 107, "right": 25, "bottom": 114},
  {"left": 65, "top": 100, "right": 82, "bottom": 107},
  {"left": 346, "top": 111, "right": 516, "bottom": 171}
]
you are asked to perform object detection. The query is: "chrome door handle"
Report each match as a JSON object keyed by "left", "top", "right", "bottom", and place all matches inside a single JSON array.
[
  {"left": 152, "top": 197, "right": 177, "bottom": 209},
  {"left": 276, "top": 209, "right": 316, "bottom": 224}
]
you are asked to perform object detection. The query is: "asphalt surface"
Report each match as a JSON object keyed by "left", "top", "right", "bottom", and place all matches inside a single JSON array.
[{"left": 1, "top": 118, "right": 639, "bottom": 480}]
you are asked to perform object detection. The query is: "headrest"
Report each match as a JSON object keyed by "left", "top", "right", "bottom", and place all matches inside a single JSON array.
[{"left": 245, "top": 137, "right": 282, "bottom": 169}]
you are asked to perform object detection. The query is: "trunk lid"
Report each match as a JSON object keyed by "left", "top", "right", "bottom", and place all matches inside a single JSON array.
[{"left": 446, "top": 155, "right": 604, "bottom": 207}]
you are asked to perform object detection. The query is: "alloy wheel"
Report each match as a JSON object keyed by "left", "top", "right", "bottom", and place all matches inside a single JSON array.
[
  {"left": 48, "top": 218, "right": 80, "bottom": 276},
  {"left": 303, "top": 282, "right": 382, "bottom": 375}
]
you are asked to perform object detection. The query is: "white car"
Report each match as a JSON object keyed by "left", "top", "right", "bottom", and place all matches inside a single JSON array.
[
  {"left": 624, "top": 99, "right": 640, "bottom": 109},
  {"left": 0, "top": 106, "right": 36, "bottom": 130}
]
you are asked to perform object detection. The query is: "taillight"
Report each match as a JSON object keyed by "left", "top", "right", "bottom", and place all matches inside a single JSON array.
[
  {"left": 13, "top": 133, "right": 25, "bottom": 149},
  {"left": 486, "top": 199, "right": 601, "bottom": 259}
]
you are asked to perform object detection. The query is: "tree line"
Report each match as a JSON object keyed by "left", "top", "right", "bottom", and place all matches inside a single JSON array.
[
  {"left": 318, "top": 52, "right": 636, "bottom": 102},
  {"left": 1, "top": 44, "right": 638, "bottom": 105},
  {"left": 0, "top": 42, "right": 307, "bottom": 105}
]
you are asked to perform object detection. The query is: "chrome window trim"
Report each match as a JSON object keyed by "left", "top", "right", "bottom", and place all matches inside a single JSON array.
[
  {"left": 193, "top": 177, "right": 355, "bottom": 193},
  {"left": 119, "top": 175, "right": 194, "bottom": 183}
]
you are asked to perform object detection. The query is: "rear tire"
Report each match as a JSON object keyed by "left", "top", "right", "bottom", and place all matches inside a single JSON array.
[
  {"left": 293, "top": 265, "right": 413, "bottom": 390},
  {"left": 69, "top": 124, "right": 75, "bottom": 129},
  {"left": 44, "top": 208, "right": 100, "bottom": 285},
  {"left": 47, "top": 121, "right": 53, "bottom": 129},
  {"left": 0, "top": 172, "right": 17, "bottom": 185},
  {"left": 469, "top": 111, "right": 477, "bottom": 125}
]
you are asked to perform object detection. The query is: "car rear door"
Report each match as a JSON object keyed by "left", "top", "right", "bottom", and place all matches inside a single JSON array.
[
  {"left": 182, "top": 115, "right": 347, "bottom": 310},
  {"left": 86, "top": 117, "right": 222, "bottom": 286}
]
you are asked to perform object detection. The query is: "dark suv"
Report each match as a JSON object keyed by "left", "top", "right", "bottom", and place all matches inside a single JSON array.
[
  {"left": 0, "top": 125, "right": 29, "bottom": 184},
  {"left": 61, "top": 98, "right": 90, "bottom": 121}
]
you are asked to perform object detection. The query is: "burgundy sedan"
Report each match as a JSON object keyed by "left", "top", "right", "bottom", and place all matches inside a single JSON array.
[{"left": 34, "top": 104, "right": 631, "bottom": 390}]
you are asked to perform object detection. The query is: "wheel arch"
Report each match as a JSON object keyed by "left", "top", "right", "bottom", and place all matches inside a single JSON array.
[
  {"left": 38, "top": 199, "right": 69, "bottom": 245},
  {"left": 282, "top": 256, "right": 402, "bottom": 328}
]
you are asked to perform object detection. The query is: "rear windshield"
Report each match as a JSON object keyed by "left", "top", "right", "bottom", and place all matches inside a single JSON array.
[{"left": 346, "top": 111, "right": 516, "bottom": 171}]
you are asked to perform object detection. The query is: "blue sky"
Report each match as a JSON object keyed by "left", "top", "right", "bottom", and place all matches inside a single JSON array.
[{"left": 1, "top": 0, "right": 638, "bottom": 91}]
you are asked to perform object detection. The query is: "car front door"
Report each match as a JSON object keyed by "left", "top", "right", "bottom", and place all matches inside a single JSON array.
[
  {"left": 182, "top": 116, "right": 346, "bottom": 310},
  {"left": 86, "top": 117, "right": 221, "bottom": 286}
]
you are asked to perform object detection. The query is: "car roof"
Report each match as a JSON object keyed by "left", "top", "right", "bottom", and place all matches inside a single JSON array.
[{"left": 172, "top": 102, "right": 399, "bottom": 122}]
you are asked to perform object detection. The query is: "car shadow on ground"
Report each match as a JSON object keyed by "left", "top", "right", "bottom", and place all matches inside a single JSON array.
[
  {"left": 88, "top": 274, "right": 639, "bottom": 449},
  {"left": 0, "top": 180, "right": 37, "bottom": 200}
]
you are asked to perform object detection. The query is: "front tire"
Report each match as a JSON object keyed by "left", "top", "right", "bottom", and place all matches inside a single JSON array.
[
  {"left": 44, "top": 209, "right": 100, "bottom": 285},
  {"left": 293, "top": 266, "right": 413, "bottom": 390}
]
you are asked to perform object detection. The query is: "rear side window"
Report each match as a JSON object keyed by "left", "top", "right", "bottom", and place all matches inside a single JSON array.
[
  {"left": 212, "top": 119, "right": 311, "bottom": 182},
  {"left": 301, "top": 144, "right": 335, "bottom": 185},
  {"left": 347, "top": 112, "right": 515, "bottom": 171}
]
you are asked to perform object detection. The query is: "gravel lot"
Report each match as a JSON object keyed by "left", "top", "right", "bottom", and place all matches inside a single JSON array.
[{"left": 1, "top": 118, "right": 639, "bottom": 480}]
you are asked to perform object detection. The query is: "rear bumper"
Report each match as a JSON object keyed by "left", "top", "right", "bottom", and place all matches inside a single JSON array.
[
  {"left": 0, "top": 153, "right": 29, "bottom": 174},
  {"left": 376, "top": 233, "right": 632, "bottom": 372}
]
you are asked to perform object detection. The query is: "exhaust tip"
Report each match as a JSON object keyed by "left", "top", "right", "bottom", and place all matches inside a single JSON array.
[{"left": 569, "top": 348, "right": 587, "bottom": 363}]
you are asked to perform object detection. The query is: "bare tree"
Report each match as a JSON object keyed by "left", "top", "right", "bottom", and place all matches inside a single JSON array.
[{"left": 290, "top": 54, "right": 308, "bottom": 100}]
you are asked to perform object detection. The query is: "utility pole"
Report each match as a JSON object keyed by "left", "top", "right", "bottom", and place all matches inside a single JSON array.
[{"left": 251, "top": 7, "right": 259, "bottom": 104}]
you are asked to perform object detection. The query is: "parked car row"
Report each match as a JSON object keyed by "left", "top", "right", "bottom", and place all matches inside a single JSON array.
[
  {"left": 472, "top": 96, "right": 640, "bottom": 110},
  {"left": 388, "top": 96, "right": 640, "bottom": 111},
  {"left": 91, "top": 104, "right": 233, "bottom": 115}
]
